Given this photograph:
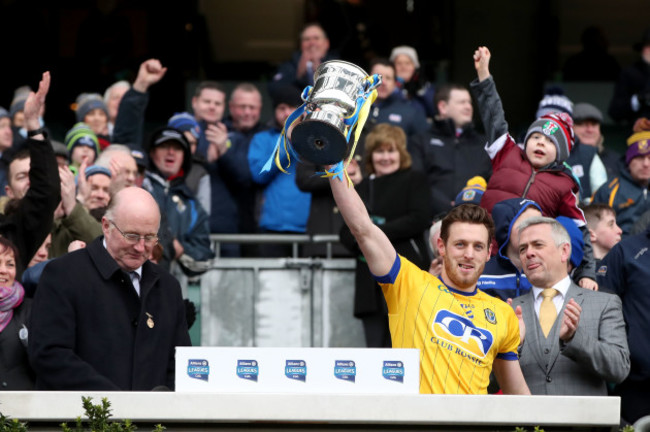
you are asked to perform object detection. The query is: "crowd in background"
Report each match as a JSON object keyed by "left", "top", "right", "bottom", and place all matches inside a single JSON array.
[{"left": 1, "top": 18, "right": 650, "bottom": 426}]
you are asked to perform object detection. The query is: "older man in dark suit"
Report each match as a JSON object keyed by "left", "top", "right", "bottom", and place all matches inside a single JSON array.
[
  {"left": 29, "top": 187, "right": 191, "bottom": 390},
  {"left": 512, "top": 216, "right": 630, "bottom": 395}
]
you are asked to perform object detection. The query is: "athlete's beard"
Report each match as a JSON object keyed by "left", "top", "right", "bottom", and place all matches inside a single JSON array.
[{"left": 442, "top": 255, "right": 485, "bottom": 292}]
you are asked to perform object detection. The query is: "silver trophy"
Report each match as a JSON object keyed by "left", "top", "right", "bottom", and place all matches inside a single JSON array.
[{"left": 291, "top": 61, "right": 381, "bottom": 165}]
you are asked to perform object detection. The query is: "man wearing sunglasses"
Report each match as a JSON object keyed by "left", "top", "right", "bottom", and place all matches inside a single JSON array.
[{"left": 29, "top": 186, "right": 191, "bottom": 390}]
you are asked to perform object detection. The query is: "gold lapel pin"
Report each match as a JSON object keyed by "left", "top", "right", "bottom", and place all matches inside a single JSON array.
[{"left": 146, "top": 312, "right": 155, "bottom": 328}]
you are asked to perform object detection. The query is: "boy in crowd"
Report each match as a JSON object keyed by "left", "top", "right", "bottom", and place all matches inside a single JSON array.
[
  {"left": 471, "top": 46, "right": 596, "bottom": 290},
  {"left": 583, "top": 203, "right": 622, "bottom": 266}
]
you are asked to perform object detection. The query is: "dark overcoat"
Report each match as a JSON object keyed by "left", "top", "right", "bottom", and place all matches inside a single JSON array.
[{"left": 28, "top": 237, "right": 191, "bottom": 390}]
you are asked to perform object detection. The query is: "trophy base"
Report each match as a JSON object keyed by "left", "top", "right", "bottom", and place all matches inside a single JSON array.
[{"left": 291, "top": 120, "right": 349, "bottom": 166}]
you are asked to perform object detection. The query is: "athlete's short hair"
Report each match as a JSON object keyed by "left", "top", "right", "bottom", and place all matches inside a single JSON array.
[{"left": 440, "top": 204, "right": 494, "bottom": 246}]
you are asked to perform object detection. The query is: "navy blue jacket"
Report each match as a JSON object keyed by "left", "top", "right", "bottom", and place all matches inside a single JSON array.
[
  {"left": 142, "top": 172, "right": 214, "bottom": 264},
  {"left": 478, "top": 198, "right": 540, "bottom": 300},
  {"left": 592, "top": 159, "right": 650, "bottom": 235},
  {"left": 597, "top": 227, "right": 650, "bottom": 382},
  {"left": 206, "top": 120, "right": 267, "bottom": 236},
  {"left": 566, "top": 139, "right": 603, "bottom": 200},
  {"left": 270, "top": 50, "right": 339, "bottom": 91},
  {"left": 369, "top": 92, "right": 429, "bottom": 137}
]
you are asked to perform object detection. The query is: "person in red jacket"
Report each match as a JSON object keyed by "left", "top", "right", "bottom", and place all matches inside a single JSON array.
[{"left": 471, "top": 46, "right": 597, "bottom": 290}]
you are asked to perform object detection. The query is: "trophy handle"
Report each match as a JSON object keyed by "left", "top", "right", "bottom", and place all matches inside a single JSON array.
[{"left": 364, "top": 74, "right": 383, "bottom": 93}]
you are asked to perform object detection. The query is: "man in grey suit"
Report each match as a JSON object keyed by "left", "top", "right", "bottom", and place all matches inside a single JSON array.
[{"left": 512, "top": 216, "right": 630, "bottom": 395}]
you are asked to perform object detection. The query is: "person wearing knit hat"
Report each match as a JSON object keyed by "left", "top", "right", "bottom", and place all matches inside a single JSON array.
[
  {"left": 159, "top": 116, "right": 208, "bottom": 212},
  {"left": 9, "top": 87, "right": 30, "bottom": 129},
  {"left": 168, "top": 111, "right": 203, "bottom": 158},
  {"left": 75, "top": 93, "right": 109, "bottom": 139},
  {"left": 389, "top": 45, "right": 436, "bottom": 118},
  {"left": 534, "top": 94, "right": 608, "bottom": 203},
  {"left": 523, "top": 112, "right": 575, "bottom": 166},
  {"left": 390, "top": 45, "right": 420, "bottom": 71},
  {"left": 168, "top": 112, "right": 201, "bottom": 141},
  {"left": 625, "top": 131, "right": 650, "bottom": 165},
  {"left": 65, "top": 122, "right": 100, "bottom": 168},
  {"left": 535, "top": 88, "right": 574, "bottom": 118},
  {"left": 454, "top": 176, "right": 486, "bottom": 206},
  {"left": 592, "top": 130, "right": 650, "bottom": 234},
  {"left": 80, "top": 165, "right": 112, "bottom": 212},
  {"left": 368, "top": 58, "right": 429, "bottom": 137},
  {"left": 473, "top": 46, "right": 597, "bottom": 290}
]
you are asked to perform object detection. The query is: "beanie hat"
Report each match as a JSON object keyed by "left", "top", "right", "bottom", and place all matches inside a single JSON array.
[
  {"left": 535, "top": 87, "right": 573, "bottom": 118},
  {"left": 454, "top": 176, "right": 487, "bottom": 206},
  {"left": 9, "top": 97, "right": 27, "bottom": 119},
  {"left": 65, "top": 123, "right": 100, "bottom": 157},
  {"left": 389, "top": 45, "right": 420, "bottom": 69},
  {"left": 524, "top": 112, "right": 575, "bottom": 164},
  {"left": 84, "top": 165, "right": 112, "bottom": 179},
  {"left": 168, "top": 112, "right": 201, "bottom": 139},
  {"left": 9, "top": 86, "right": 31, "bottom": 120},
  {"left": 556, "top": 216, "right": 584, "bottom": 268},
  {"left": 75, "top": 93, "right": 109, "bottom": 123},
  {"left": 625, "top": 131, "right": 650, "bottom": 165},
  {"left": 573, "top": 103, "right": 603, "bottom": 124},
  {"left": 268, "top": 83, "right": 303, "bottom": 109},
  {"left": 0, "top": 107, "right": 9, "bottom": 121}
]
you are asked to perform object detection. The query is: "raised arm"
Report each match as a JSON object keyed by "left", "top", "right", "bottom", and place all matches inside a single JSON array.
[
  {"left": 329, "top": 177, "right": 396, "bottom": 276},
  {"left": 112, "top": 59, "right": 167, "bottom": 148},
  {"left": 13, "top": 72, "right": 60, "bottom": 277},
  {"left": 469, "top": 46, "right": 510, "bottom": 144},
  {"left": 474, "top": 46, "right": 492, "bottom": 83}
]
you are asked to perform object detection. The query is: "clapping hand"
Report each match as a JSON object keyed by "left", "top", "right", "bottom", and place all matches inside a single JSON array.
[{"left": 559, "top": 298, "right": 582, "bottom": 342}]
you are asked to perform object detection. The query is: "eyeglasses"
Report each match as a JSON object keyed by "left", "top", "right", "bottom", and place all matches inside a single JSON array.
[{"left": 109, "top": 220, "right": 158, "bottom": 245}]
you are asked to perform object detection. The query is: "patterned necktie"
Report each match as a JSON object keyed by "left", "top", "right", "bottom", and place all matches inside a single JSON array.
[{"left": 539, "top": 288, "right": 558, "bottom": 338}]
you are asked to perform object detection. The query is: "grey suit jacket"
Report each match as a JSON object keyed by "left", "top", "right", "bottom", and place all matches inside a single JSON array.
[{"left": 512, "top": 283, "right": 630, "bottom": 395}]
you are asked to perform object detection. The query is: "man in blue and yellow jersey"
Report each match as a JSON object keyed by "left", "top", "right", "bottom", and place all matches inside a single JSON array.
[{"left": 329, "top": 175, "right": 530, "bottom": 394}]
